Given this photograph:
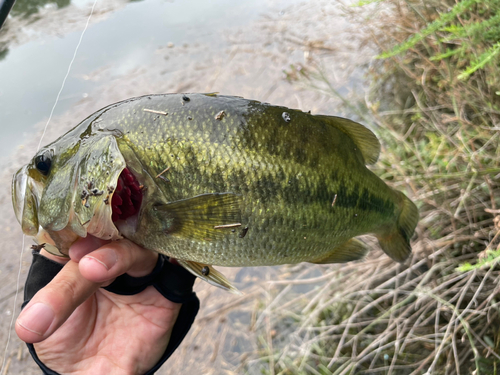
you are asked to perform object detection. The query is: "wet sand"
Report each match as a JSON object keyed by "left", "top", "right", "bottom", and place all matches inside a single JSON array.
[{"left": 0, "top": 1, "right": 371, "bottom": 373}]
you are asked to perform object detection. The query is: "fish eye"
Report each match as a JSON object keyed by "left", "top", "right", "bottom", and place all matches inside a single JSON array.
[{"left": 35, "top": 152, "right": 52, "bottom": 176}]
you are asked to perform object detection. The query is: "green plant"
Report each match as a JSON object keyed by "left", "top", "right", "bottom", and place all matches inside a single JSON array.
[{"left": 248, "top": 1, "right": 500, "bottom": 374}]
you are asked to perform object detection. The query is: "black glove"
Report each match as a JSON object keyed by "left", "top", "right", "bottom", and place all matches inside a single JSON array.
[{"left": 23, "top": 250, "right": 199, "bottom": 375}]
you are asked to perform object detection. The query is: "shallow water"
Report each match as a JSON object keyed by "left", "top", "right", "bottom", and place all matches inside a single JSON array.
[{"left": 0, "top": 0, "right": 307, "bottom": 158}]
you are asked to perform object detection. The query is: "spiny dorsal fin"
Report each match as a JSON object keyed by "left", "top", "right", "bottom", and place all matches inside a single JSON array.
[
  {"left": 309, "top": 238, "right": 368, "bottom": 264},
  {"left": 154, "top": 193, "right": 242, "bottom": 241},
  {"left": 176, "top": 259, "right": 242, "bottom": 294},
  {"left": 315, "top": 115, "right": 381, "bottom": 165}
]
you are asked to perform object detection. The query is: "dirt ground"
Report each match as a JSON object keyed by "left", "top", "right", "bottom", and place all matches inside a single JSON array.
[{"left": 0, "top": 1, "right": 372, "bottom": 373}]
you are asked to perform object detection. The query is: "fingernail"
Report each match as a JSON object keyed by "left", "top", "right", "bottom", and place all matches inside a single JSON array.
[
  {"left": 83, "top": 249, "right": 117, "bottom": 271},
  {"left": 17, "top": 303, "right": 54, "bottom": 336}
]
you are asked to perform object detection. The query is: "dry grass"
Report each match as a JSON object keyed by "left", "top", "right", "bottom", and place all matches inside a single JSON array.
[{"left": 244, "top": 1, "right": 500, "bottom": 374}]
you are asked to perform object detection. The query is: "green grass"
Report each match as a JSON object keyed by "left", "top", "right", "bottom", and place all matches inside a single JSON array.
[{"left": 247, "top": 1, "right": 500, "bottom": 374}]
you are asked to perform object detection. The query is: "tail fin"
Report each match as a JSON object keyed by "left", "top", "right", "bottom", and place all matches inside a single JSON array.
[{"left": 377, "top": 191, "right": 419, "bottom": 262}]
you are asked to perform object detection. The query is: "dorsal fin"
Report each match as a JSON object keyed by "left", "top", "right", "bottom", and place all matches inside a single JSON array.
[{"left": 315, "top": 115, "right": 381, "bottom": 165}]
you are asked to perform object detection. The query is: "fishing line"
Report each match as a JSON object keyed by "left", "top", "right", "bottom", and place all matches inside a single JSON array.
[
  {"left": 1, "top": 1, "right": 98, "bottom": 370},
  {"left": 37, "top": 0, "right": 99, "bottom": 151}
]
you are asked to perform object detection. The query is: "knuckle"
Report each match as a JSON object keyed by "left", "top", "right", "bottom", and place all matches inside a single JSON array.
[{"left": 50, "top": 277, "right": 79, "bottom": 304}]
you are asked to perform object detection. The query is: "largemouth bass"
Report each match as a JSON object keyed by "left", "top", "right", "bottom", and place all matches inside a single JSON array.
[{"left": 12, "top": 94, "right": 418, "bottom": 292}]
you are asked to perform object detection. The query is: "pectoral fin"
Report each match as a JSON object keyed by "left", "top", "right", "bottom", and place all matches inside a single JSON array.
[
  {"left": 154, "top": 193, "right": 242, "bottom": 241},
  {"left": 310, "top": 238, "right": 368, "bottom": 264},
  {"left": 176, "top": 259, "right": 242, "bottom": 294}
]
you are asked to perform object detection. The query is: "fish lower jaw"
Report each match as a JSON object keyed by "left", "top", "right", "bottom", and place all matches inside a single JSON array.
[
  {"left": 34, "top": 227, "right": 77, "bottom": 257},
  {"left": 33, "top": 217, "right": 122, "bottom": 258}
]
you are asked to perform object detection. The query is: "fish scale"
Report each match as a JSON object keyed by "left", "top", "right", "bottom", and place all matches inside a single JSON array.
[
  {"left": 13, "top": 93, "right": 419, "bottom": 292},
  {"left": 131, "top": 104, "right": 365, "bottom": 264}
]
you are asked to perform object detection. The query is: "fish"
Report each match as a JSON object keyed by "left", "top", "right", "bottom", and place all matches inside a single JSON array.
[{"left": 12, "top": 93, "right": 419, "bottom": 293}]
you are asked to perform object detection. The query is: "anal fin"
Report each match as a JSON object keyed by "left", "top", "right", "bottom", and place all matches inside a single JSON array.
[
  {"left": 176, "top": 259, "right": 242, "bottom": 295},
  {"left": 310, "top": 238, "right": 368, "bottom": 264}
]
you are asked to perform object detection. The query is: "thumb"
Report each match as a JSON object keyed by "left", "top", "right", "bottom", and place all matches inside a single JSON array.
[{"left": 16, "top": 260, "right": 100, "bottom": 343}]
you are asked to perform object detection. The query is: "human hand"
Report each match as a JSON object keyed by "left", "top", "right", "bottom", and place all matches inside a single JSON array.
[{"left": 16, "top": 236, "right": 195, "bottom": 375}]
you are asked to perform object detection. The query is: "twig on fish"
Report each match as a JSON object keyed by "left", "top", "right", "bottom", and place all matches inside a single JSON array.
[
  {"left": 215, "top": 110, "right": 225, "bottom": 120},
  {"left": 143, "top": 108, "right": 168, "bottom": 116},
  {"left": 332, "top": 194, "right": 338, "bottom": 207},
  {"left": 214, "top": 223, "right": 242, "bottom": 229},
  {"left": 156, "top": 166, "right": 170, "bottom": 178}
]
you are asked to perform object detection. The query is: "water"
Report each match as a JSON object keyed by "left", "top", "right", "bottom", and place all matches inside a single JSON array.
[{"left": 0, "top": 0, "right": 300, "bottom": 158}]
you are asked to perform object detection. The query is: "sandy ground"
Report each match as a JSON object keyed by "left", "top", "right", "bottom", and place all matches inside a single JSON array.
[{"left": 0, "top": 1, "right": 373, "bottom": 373}]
